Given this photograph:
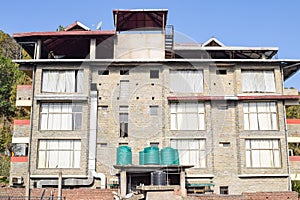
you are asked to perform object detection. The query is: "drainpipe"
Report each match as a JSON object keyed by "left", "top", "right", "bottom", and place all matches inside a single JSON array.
[
  {"left": 37, "top": 90, "right": 106, "bottom": 188},
  {"left": 25, "top": 65, "right": 36, "bottom": 199},
  {"left": 281, "top": 66, "right": 291, "bottom": 191}
]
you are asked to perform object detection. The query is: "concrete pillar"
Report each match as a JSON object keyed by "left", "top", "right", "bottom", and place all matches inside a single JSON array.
[
  {"left": 120, "top": 170, "right": 127, "bottom": 198},
  {"left": 180, "top": 171, "right": 187, "bottom": 197},
  {"left": 58, "top": 172, "right": 62, "bottom": 199},
  {"left": 90, "top": 38, "right": 96, "bottom": 59},
  {"left": 25, "top": 171, "right": 30, "bottom": 200},
  {"left": 36, "top": 39, "right": 42, "bottom": 59}
]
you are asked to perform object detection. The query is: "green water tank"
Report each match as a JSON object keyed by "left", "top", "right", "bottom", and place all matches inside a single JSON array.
[
  {"left": 144, "top": 146, "right": 160, "bottom": 165},
  {"left": 161, "top": 147, "right": 179, "bottom": 165},
  {"left": 139, "top": 150, "right": 145, "bottom": 165},
  {"left": 116, "top": 146, "right": 132, "bottom": 165}
]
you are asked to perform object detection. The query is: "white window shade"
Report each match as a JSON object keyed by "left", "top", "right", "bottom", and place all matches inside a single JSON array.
[
  {"left": 170, "top": 139, "right": 206, "bottom": 168},
  {"left": 42, "top": 70, "right": 83, "bottom": 93},
  {"left": 242, "top": 70, "right": 276, "bottom": 93},
  {"left": 170, "top": 102, "right": 205, "bottom": 130},
  {"left": 40, "top": 103, "right": 82, "bottom": 131},
  {"left": 170, "top": 70, "right": 203, "bottom": 93},
  {"left": 245, "top": 139, "right": 280, "bottom": 168},
  {"left": 243, "top": 102, "right": 278, "bottom": 130},
  {"left": 38, "top": 139, "right": 81, "bottom": 168}
]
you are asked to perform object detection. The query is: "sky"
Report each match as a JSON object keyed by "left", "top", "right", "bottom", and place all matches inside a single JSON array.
[{"left": 0, "top": 0, "right": 299, "bottom": 90}]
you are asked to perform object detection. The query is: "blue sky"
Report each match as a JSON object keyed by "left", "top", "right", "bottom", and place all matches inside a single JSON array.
[{"left": 1, "top": 0, "right": 299, "bottom": 90}]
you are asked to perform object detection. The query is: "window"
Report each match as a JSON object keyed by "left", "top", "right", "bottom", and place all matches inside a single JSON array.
[
  {"left": 42, "top": 70, "right": 84, "bottom": 93},
  {"left": 170, "top": 102, "right": 205, "bottom": 130},
  {"left": 242, "top": 70, "right": 275, "bottom": 92},
  {"left": 38, "top": 140, "right": 81, "bottom": 168},
  {"left": 150, "top": 70, "right": 159, "bottom": 79},
  {"left": 150, "top": 142, "right": 159, "bottom": 147},
  {"left": 98, "top": 69, "right": 109, "bottom": 75},
  {"left": 119, "top": 80, "right": 130, "bottom": 100},
  {"left": 149, "top": 105, "right": 159, "bottom": 115},
  {"left": 12, "top": 143, "right": 28, "bottom": 157},
  {"left": 170, "top": 70, "right": 203, "bottom": 93},
  {"left": 170, "top": 139, "right": 206, "bottom": 168},
  {"left": 216, "top": 69, "right": 227, "bottom": 75},
  {"left": 120, "top": 106, "right": 128, "bottom": 138},
  {"left": 243, "top": 102, "right": 278, "bottom": 130},
  {"left": 246, "top": 139, "right": 280, "bottom": 168},
  {"left": 220, "top": 186, "right": 229, "bottom": 195},
  {"left": 120, "top": 69, "right": 129, "bottom": 75},
  {"left": 40, "top": 103, "right": 82, "bottom": 130}
]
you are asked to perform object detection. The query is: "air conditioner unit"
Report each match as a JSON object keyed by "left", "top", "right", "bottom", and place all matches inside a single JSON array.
[{"left": 11, "top": 176, "right": 23, "bottom": 185}]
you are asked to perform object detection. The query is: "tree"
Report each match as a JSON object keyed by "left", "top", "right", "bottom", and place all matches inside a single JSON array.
[
  {"left": 56, "top": 25, "right": 65, "bottom": 32},
  {"left": 286, "top": 104, "right": 300, "bottom": 119},
  {"left": 0, "top": 56, "right": 16, "bottom": 123}
]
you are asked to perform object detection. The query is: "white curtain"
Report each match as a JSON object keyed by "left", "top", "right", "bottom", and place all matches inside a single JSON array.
[
  {"left": 246, "top": 139, "right": 280, "bottom": 168},
  {"left": 170, "top": 139, "right": 205, "bottom": 168},
  {"left": 170, "top": 70, "right": 203, "bottom": 93},
  {"left": 243, "top": 102, "right": 277, "bottom": 130},
  {"left": 170, "top": 103, "right": 205, "bottom": 130},
  {"left": 38, "top": 140, "right": 81, "bottom": 168},
  {"left": 242, "top": 70, "right": 276, "bottom": 92},
  {"left": 42, "top": 70, "right": 83, "bottom": 93}
]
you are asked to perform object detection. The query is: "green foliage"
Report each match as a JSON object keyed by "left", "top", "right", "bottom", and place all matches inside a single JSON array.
[
  {"left": 0, "top": 56, "right": 16, "bottom": 121},
  {"left": 292, "top": 180, "right": 300, "bottom": 196},
  {"left": 289, "top": 143, "right": 300, "bottom": 156},
  {"left": 56, "top": 25, "right": 65, "bottom": 32},
  {"left": 286, "top": 105, "right": 300, "bottom": 119},
  {"left": 0, "top": 155, "right": 10, "bottom": 181}
]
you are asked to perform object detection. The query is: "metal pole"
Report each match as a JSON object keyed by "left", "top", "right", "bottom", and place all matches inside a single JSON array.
[{"left": 58, "top": 172, "right": 62, "bottom": 199}]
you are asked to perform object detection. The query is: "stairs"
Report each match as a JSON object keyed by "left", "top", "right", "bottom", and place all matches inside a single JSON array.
[{"left": 165, "top": 25, "right": 174, "bottom": 59}]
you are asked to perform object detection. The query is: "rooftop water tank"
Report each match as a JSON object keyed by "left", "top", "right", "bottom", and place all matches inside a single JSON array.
[
  {"left": 144, "top": 146, "right": 160, "bottom": 165},
  {"left": 116, "top": 146, "right": 132, "bottom": 165}
]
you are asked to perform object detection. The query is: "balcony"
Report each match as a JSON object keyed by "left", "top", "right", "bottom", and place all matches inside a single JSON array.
[
  {"left": 16, "top": 85, "right": 32, "bottom": 107},
  {"left": 13, "top": 120, "right": 30, "bottom": 138}
]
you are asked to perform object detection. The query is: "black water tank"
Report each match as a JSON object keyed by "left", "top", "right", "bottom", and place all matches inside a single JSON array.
[{"left": 152, "top": 171, "right": 167, "bottom": 185}]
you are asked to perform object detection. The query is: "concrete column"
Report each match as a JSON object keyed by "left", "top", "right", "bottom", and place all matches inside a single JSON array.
[
  {"left": 58, "top": 172, "right": 62, "bottom": 199},
  {"left": 120, "top": 170, "right": 127, "bottom": 198},
  {"left": 180, "top": 171, "right": 187, "bottom": 197},
  {"left": 36, "top": 39, "right": 42, "bottom": 59},
  {"left": 90, "top": 38, "right": 96, "bottom": 59},
  {"left": 25, "top": 171, "right": 30, "bottom": 200}
]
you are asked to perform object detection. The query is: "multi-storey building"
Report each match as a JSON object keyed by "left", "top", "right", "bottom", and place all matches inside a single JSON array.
[{"left": 10, "top": 9, "right": 300, "bottom": 196}]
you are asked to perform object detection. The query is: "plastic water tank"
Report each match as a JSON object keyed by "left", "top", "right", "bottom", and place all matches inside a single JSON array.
[
  {"left": 139, "top": 150, "right": 145, "bottom": 165},
  {"left": 152, "top": 171, "right": 167, "bottom": 185},
  {"left": 161, "top": 147, "right": 177, "bottom": 165},
  {"left": 116, "top": 146, "right": 132, "bottom": 165},
  {"left": 144, "top": 146, "right": 160, "bottom": 165}
]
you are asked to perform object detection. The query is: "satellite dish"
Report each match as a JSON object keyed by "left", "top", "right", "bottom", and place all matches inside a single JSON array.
[{"left": 96, "top": 21, "right": 102, "bottom": 30}]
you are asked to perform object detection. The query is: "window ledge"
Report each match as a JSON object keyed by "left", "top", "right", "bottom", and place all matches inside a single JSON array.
[
  {"left": 238, "top": 174, "right": 289, "bottom": 178},
  {"left": 35, "top": 94, "right": 88, "bottom": 101},
  {"left": 30, "top": 174, "right": 87, "bottom": 178}
]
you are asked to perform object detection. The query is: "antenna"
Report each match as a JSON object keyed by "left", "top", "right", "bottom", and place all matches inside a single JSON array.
[{"left": 96, "top": 21, "right": 102, "bottom": 30}]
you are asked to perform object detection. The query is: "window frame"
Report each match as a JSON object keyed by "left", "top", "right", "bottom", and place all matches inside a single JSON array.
[
  {"left": 170, "top": 139, "right": 206, "bottom": 168},
  {"left": 241, "top": 69, "right": 276, "bottom": 93},
  {"left": 41, "top": 69, "right": 84, "bottom": 93},
  {"left": 245, "top": 139, "right": 281, "bottom": 168},
  {"left": 243, "top": 101, "right": 278, "bottom": 131},
  {"left": 119, "top": 106, "right": 129, "bottom": 138},
  {"left": 170, "top": 102, "right": 205, "bottom": 130},
  {"left": 40, "top": 103, "right": 83, "bottom": 131},
  {"left": 37, "top": 139, "right": 81, "bottom": 169},
  {"left": 169, "top": 69, "right": 204, "bottom": 93}
]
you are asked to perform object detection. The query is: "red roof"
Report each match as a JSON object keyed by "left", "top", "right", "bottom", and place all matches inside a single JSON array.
[
  {"left": 13, "top": 30, "right": 115, "bottom": 38},
  {"left": 287, "top": 119, "right": 300, "bottom": 124}
]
